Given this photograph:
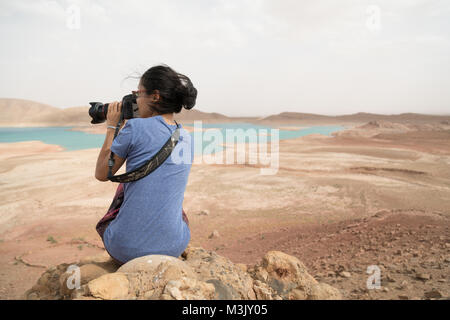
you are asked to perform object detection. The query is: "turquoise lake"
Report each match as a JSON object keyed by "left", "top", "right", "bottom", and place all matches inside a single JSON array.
[{"left": 0, "top": 123, "right": 345, "bottom": 154}]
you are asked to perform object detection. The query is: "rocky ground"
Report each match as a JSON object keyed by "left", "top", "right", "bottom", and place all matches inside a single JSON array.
[
  {"left": 24, "top": 247, "right": 343, "bottom": 300},
  {"left": 0, "top": 119, "right": 449, "bottom": 299},
  {"left": 217, "top": 209, "right": 449, "bottom": 300}
]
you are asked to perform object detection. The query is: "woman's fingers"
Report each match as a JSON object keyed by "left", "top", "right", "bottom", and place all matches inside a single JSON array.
[{"left": 109, "top": 101, "right": 120, "bottom": 113}]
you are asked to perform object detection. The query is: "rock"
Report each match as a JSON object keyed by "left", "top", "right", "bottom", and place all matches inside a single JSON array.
[
  {"left": 25, "top": 246, "right": 341, "bottom": 301},
  {"left": 253, "top": 280, "right": 275, "bottom": 300},
  {"left": 424, "top": 289, "right": 442, "bottom": 299},
  {"left": 59, "top": 263, "right": 111, "bottom": 297},
  {"left": 415, "top": 273, "right": 431, "bottom": 281},
  {"left": 117, "top": 255, "right": 196, "bottom": 279},
  {"left": 386, "top": 274, "right": 396, "bottom": 283},
  {"left": 161, "top": 278, "right": 215, "bottom": 300},
  {"left": 87, "top": 273, "right": 129, "bottom": 300},
  {"left": 254, "top": 268, "right": 269, "bottom": 282},
  {"left": 208, "top": 230, "right": 220, "bottom": 239},
  {"left": 253, "top": 251, "right": 342, "bottom": 300},
  {"left": 307, "top": 283, "right": 342, "bottom": 300},
  {"left": 396, "top": 280, "right": 409, "bottom": 290},
  {"left": 340, "top": 271, "right": 351, "bottom": 278},
  {"left": 236, "top": 263, "right": 247, "bottom": 273},
  {"left": 182, "top": 246, "right": 256, "bottom": 300},
  {"left": 24, "top": 263, "right": 71, "bottom": 300}
]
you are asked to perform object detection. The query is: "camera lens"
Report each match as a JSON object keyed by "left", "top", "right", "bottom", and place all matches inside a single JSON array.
[{"left": 88, "top": 102, "right": 108, "bottom": 124}]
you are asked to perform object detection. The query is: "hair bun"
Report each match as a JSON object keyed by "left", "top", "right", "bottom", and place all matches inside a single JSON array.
[{"left": 176, "top": 77, "right": 197, "bottom": 110}]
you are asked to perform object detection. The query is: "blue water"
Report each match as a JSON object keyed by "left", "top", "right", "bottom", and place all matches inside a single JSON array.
[
  {"left": 0, "top": 126, "right": 106, "bottom": 151},
  {"left": 0, "top": 123, "right": 345, "bottom": 153}
]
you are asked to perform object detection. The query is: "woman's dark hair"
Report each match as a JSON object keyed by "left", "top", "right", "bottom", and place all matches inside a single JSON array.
[{"left": 140, "top": 64, "right": 197, "bottom": 114}]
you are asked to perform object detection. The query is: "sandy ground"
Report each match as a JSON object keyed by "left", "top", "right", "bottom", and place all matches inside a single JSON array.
[{"left": 0, "top": 120, "right": 449, "bottom": 300}]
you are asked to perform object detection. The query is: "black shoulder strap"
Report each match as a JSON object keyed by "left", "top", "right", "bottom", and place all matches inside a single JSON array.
[{"left": 107, "top": 120, "right": 181, "bottom": 183}]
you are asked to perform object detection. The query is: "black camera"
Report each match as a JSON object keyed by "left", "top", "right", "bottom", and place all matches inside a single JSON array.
[{"left": 88, "top": 94, "right": 140, "bottom": 124}]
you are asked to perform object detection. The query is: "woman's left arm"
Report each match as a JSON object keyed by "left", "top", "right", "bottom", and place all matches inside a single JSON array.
[{"left": 95, "top": 101, "right": 126, "bottom": 182}]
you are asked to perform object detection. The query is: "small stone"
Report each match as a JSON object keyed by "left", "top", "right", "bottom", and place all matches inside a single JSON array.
[
  {"left": 208, "top": 230, "right": 220, "bottom": 239},
  {"left": 424, "top": 289, "right": 442, "bottom": 299},
  {"left": 415, "top": 273, "right": 431, "bottom": 281},
  {"left": 236, "top": 263, "right": 247, "bottom": 272},
  {"left": 386, "top": 274, "right": 396, "bottom": 283},
  {"left": 340, "top": 271, "right": 351, "bottom": 278},
  {"left": 382, "top": 287, "right": 389, "bottom": 293}
]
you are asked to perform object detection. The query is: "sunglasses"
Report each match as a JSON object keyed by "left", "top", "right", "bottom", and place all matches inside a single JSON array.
[{"left": 132, "top": 90, "right": 146, "bottom": 98}]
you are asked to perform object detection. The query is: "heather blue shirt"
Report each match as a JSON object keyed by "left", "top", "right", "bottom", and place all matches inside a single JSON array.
[{"left": 103, "top": 115, "right": 192, "bottom": 263}]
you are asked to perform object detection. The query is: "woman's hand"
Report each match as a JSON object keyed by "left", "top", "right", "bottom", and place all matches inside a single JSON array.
[{"left": 106, "top": 101, "right": 122, "bottom": 127}]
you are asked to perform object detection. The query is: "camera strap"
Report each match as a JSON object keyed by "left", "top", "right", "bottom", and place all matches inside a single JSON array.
[{"left": 107, "top": 119, "right": 181, "bottom": 183}]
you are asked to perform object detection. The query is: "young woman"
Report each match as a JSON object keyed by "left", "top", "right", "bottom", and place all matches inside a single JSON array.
[{"left": 95, "top": 64, "right": 197, "bottom": 265}]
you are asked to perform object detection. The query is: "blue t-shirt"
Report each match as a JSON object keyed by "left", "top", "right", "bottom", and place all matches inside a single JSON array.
[{"left": 103, "top": 115, "right": 192, "bottom": 263}]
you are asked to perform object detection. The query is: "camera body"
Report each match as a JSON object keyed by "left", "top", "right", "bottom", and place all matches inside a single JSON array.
[{"left": 88, "top": 94, "right": 140, "bottom": 124}]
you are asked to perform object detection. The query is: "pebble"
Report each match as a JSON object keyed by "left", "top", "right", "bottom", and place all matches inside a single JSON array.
[
  {"left": 415, "top": 273, "right": 431, "bottom": 281},
  {"left": 386, "top": 274, "right": 396, "bottom": 283},
  {"left": 340, "top": 271, "right": 351, "bottom": 278},
  {"left": 208, "top": 230, "right": 220, "bottom": 239},
  {"left": 424, "top": 289, "right": 442, "bottom": 299}
]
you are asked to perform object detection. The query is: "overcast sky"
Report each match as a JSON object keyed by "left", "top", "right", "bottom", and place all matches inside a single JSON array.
[{"left": 1, "top": 0, "right": 449, "bottom": 117}]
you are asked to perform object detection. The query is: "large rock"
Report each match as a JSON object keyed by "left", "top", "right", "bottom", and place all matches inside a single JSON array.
[
  {"left": 25, "top": 247, "right": 342, "bottom": 300},
  {"left": 118, "top": 254, "right": 196, "bottom": 279},
  {"left": 181, "top": 246, "right": 256, "bottom": 300},
  {"left": 249, "top": 251, "right": 342, "bottom": 300},
  {"left": 59, "top": 263, "right": 111, "bottom": 297},
  {"left": 24, "top": 251, "right": 121, "bottom": 300},
  {"left": 87, "top": 273, "right": 130, "bottom": 300}
]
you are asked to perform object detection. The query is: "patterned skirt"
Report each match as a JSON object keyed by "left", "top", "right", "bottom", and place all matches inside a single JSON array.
[{"left": 95, "top": 183, "right": 190, "bottom": 263}]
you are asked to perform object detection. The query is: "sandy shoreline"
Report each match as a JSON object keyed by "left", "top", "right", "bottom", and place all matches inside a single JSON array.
[{"left": 0, "top": 120, "right": 449, "bottom": 299}]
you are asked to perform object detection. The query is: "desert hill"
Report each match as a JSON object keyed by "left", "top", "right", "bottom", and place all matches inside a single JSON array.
[
  {"left": 1, "top": 98, "right": 449, "bottom": 127},
  {"left": 0, "top": 98, "right": 92, "bottom": 127},
  {"left": 0, "top": 98, "right": 231, "bottom": 127},
  {"left": 256, "top": 111, "right": 450, "bottom": 126}
]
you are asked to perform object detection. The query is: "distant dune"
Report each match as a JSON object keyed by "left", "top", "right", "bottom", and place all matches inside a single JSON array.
[
  {"left": 257, "top": 111, "right": 450, "bottom": 125},
  {"left": 0, "top": 98, "right": 233, "bottom": 127},
  {"left": 1, "top": 98, "right": 449, "bottom": 127},
  {"left": 0, "top": 98, "right": 91, "bottom": 127}
]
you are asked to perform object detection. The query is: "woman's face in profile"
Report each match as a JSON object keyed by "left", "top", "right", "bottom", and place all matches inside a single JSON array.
[{"left": 136, "top": 82, "right": 159, "bottom": 118}]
